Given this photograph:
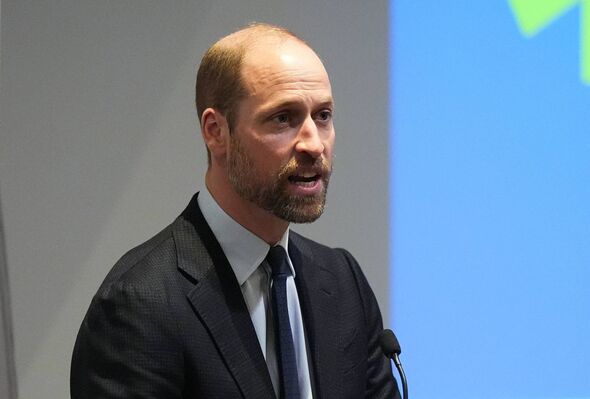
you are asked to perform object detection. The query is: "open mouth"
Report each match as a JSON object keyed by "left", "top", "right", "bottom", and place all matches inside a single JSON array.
[{"left": 288, "top": 171, "right": 321, "bottom": 185}]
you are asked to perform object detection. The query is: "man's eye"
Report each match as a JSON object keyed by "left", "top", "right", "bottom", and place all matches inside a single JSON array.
[
  {"left": 316, "top": 110, "right": 332, "bottom": 122},
  {"left": 272, "top": 113, "right": 290, "bottom": 124}
]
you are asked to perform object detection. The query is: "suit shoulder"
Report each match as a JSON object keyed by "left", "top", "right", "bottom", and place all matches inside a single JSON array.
[
  {"left": 98, "top": 218, "right": 184, "bottom": 291},
  {"left": 289, "top": 230, "right": 337, "bottom": 253},
  {"left": 289, "top": 231, "right": 360, "bottom": 273}
]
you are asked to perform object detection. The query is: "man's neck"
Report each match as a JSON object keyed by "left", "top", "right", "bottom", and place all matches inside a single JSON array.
[{"left": 205, "top": 170, "right": 289, "bottom": 245}]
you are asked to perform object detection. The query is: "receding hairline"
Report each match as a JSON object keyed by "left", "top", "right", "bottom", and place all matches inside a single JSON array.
[
  {"left": 196, "top": 23, "right": 319, "bottom": 124},
  {"left": 212, "top": 22, "right": 309, "bottom": 55}
]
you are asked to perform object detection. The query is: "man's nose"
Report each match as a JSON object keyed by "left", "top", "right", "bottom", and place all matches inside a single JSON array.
[{"left": 295, "top": 116, "right": 325, "bottom": 158}]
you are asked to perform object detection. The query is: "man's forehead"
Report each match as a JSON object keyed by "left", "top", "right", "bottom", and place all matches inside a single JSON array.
[
  {"left": 243, "top": 37, "right": 312, "bottom": 64},
  {"left": 240, "top": 40, "right": 329, "bottom": 89}
]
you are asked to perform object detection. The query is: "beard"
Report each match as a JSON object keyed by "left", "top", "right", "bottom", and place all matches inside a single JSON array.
[{"left": 227, "top": 134, "right": 331, "bottom": 223}]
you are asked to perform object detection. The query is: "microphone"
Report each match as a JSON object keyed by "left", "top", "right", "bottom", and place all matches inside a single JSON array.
[{"left": 379, "top": 329, "right": 408, "bottom": 399}]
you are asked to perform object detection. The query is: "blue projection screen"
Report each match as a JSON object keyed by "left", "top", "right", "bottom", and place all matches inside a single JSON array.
[{"left": 390, "top": 1, "right": 590, "bottom": 398}]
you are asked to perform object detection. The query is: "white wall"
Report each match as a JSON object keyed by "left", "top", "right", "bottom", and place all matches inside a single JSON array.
[{"left": 0, "top": 1, "right": 389, "bottom": 397}]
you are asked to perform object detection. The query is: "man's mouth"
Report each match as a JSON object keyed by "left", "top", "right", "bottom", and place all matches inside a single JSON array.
[{"left": 288, "top": 172, "right": 322, "bottom": 186}]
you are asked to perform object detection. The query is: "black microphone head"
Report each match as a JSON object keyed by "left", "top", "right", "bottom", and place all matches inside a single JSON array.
[{"left": 379, "top": 329, "right": 401, "bottom": 358}]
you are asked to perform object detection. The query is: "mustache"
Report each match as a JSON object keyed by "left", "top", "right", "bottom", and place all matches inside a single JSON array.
[{"left": 277, "top": 156, "right": 332, "bottom": 179}]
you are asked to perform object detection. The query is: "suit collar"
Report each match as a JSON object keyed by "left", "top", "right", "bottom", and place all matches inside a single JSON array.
[
  {"left": 197, "top": 188, "right": 268, "bottom": 285},
  {"left": 197, "top": 188, "right": 296, "bottom": 284},
  {"left": 175, "top": 193, "right": 275, "bottom": 398}
]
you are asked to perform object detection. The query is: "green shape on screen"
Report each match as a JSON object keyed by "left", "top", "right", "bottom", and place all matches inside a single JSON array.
[
  {"left": 509, "top": 0, "right": 578, "bottom": 35},
  {"left": 509, "top": 0, "right": 590, "bottom": 84}
]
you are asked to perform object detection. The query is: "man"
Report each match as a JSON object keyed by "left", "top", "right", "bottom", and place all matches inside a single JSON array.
[{"left": 71, "top": 23, "right": 399, "bottom": 398}]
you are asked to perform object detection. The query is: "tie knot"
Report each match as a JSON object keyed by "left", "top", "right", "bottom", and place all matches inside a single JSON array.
[{"left": 266, "top": 245, "right": 291, "bottom": 278}]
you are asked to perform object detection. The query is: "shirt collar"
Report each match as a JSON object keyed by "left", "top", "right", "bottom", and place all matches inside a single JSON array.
[{"left": 197, "top": 188, "right": 295, "bottom": 285}]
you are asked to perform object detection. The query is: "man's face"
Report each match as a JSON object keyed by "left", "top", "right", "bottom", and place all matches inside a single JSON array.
[{"left": 226, "top": 39, "right": 335, "bottom": 223}]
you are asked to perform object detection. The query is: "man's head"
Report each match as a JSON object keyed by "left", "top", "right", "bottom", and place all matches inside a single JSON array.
[
  {"left": 196, "top": 24, "right": 302, "bottom": 150},
  {"left": 197, "top": 23, "right": 335, "bottom": 226}
]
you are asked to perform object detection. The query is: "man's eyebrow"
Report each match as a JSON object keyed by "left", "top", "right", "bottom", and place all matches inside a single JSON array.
[
  {"left": 316, "top": 98, "right": 335, "bottom": 109},
  {"left": 259, "top": 97, "right": 335, "bottom": 114}
]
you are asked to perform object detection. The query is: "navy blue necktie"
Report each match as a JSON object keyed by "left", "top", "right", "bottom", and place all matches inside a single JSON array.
[{"left": 267, "top": 246, "right": 300, "bottom": 399}]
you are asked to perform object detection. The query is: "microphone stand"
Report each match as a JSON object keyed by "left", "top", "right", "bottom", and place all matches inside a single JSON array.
[
  {"left": 379, "top": 329, "right": 408, "bottom": 399},
  {"left": 391, "top": 351, "right": 408, "bottom": 399}
]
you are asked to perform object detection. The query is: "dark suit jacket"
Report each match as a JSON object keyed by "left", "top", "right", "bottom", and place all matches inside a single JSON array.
[{"left": 71, "top": 193, "right": 399, "bottom": 398}]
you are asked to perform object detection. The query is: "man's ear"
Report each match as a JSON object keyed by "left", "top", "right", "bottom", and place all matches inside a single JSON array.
[{"left": 201, "top": 108, "right": 230, "bottom": 163}]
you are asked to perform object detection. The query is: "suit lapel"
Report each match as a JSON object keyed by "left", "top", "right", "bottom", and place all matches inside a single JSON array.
[
  {"left": 290, "top": 235, "right": 342, "bottom": 399},
  {"left": 175, "top": 194, "right": 275, "bottom": 398}
]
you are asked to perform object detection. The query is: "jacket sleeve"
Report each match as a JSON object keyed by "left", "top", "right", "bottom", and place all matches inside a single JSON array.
[
  {"left": 70, "top": 279, "right": 184, "bottom": 398},
  {"left": 338, "top": 248, "right": 402, "bottom": 399}
]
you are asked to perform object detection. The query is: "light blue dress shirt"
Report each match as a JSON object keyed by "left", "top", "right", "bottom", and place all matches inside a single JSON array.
[{"left": 198, "top": 189, "right": 313, "bottom": 399}]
